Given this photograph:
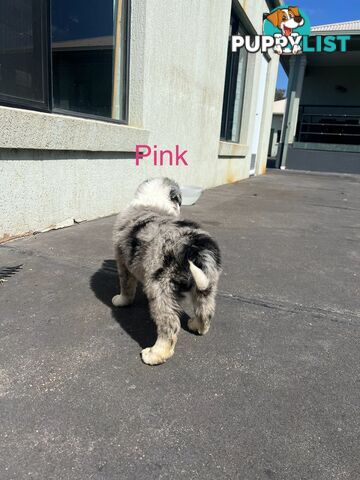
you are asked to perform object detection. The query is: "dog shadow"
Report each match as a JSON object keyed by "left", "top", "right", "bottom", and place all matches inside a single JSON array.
[{"left": 90, "top": 259, "right": 190, "bottom": 349}]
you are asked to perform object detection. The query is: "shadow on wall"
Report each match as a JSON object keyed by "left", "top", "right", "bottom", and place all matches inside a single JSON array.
[{"left": 90, "top": 260, "right": 192, "bottom": 349}]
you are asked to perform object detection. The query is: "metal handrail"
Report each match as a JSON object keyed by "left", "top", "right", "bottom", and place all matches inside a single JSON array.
[
  {"left": 301, "top": 122, "right": 360, "bottom": 127},
  {"left": 299, "top": 104, "right": 360, "bottom": 108},
  {"left": 298, "top": 132, "right": 360, "bottom": 137},
  {"left": 301, "top": 114, "right": 360, "bottom": 118},
  {"left": 296, "top": 105, "right": 360, "bottom": 144}
]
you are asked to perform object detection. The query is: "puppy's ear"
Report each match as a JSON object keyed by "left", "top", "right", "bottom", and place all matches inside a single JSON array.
[
  {"left": 266, "top": 9, "right": 282, "bottom": 28},
  {"left": 169, "top": 187, "right": 182, "bottom": 207},
  {"left": 288, "top": 6, "right": 301, "bottom": 17}
]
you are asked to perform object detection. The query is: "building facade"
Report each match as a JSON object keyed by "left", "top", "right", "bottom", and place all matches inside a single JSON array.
[
  {"left": 278, "top": 20, "right": 360, "bottom": 174},
  {"left": 0, "top": 0, "right": 281, "bottom": 241}
]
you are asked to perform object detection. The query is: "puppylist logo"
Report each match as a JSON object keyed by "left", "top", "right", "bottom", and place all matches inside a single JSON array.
[
  {"left": 263, "top": 6, "right": 310, "bottom": 55},
  {"left": 232, "top": 5, "right": 351, "bottom": 55}
]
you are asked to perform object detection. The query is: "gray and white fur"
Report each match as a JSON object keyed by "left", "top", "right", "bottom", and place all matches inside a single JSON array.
[{"left": 112, "top": 177, "right": 222, "bottom": 365}]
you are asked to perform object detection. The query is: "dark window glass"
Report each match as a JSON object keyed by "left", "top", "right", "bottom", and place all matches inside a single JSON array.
[
  {"left": 51, "top": 0, "right": 128, "bottom": 121},
  {"left": 220, "top": 12, "right": 248, "bottom": 142},
  {"left": 0, "top": 0, "right": 48, "bottom": 109}
]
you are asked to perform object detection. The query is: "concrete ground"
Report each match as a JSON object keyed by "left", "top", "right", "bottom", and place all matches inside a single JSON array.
[{"left": 1, "top": 171, "right": 360, "bottom": 480}]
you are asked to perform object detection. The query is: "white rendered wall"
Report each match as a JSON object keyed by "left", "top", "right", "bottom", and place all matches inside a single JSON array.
[{"left": 140, "top": 0, "right": 231, "bottom": 188}]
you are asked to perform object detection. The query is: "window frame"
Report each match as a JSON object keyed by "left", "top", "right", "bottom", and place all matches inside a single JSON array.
[
  {"left": 220, "top": 9, "right": 248, "bottom": 143},
  {"left": 0, "top": 0, "right": 130, "bottom": 124}
]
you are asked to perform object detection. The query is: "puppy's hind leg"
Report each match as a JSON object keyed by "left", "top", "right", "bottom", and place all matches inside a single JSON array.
[
  {"left": 112, "top": 249, "right": 137, "bottom": 307},
  {"left": 188, "top": 286, "right": 216, "bottom": 335},
  {"left": 141, "top": 284, "right": 180, "bottom": 365}
]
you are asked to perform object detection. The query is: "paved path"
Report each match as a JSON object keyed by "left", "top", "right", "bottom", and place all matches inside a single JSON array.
[{"left": 1, "top": 171, "right": 359, "bottom": 479}]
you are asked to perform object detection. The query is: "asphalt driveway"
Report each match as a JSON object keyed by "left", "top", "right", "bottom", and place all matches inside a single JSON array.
[{"left": 1, "top": 171, "right": 359, "bottom": 479}]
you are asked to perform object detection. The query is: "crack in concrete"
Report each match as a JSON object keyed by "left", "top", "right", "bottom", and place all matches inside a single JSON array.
[
  {"left": 218, "top": 291, "right": 360, "bottom": 326},
  {"left": 307, "top": 203, "right": 360, "bottom": 212}
]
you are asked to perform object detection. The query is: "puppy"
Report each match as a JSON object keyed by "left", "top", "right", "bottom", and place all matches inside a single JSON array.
[{"left": 112, "top": 177, "right": 221, "bottom": 365}]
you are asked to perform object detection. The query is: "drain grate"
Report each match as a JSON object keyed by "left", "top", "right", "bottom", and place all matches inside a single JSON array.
[{"left": 0, "top": 264, "right": 23, "bottom": 282}]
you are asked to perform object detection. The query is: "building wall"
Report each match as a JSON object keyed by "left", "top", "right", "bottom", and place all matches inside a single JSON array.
[
  {"left": 0, "top": 150, "right": 140, "bottom": 239},
  {"left": 254, "top": 51, "right": 279, "bottom": 175},
  {"left": 281, "top": 60, "right": 360, "bottom": 174},
  {"left": 301, "top": 65, "right": 360, "bottom": 106},
  {"left": 0, "top": 0, "right": 280, "bottom": 240},
  {"left": 287, "top": 145, "right": 360, "bottom": 174},
  {"left": 140, "top": 0, "right": 279, "bottom": 184},
  {"left": 218, "top": 0, "right": 280, "bottom": 179},
  {"left": 140, "top": 0, "right": 231, "bottom": 187}
]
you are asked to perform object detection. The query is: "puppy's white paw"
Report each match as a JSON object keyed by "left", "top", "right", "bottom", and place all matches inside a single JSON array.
[
  {"left": 274, "top": 45, "right": 283, "bottom": 55},
  {"left": 141, "top": 347, "right": 168, "bottom": 365},
  {"left": 292, "top": 44, "right": 302, "bottom": 54},
  {"left": 141, "top": 338, "right": 175, "bottom": 365},
  {"left": 112, "top": 294, "right": 132, "bottom": 307},
  {"left": 188, "top": 317, "right": 210, "bottom": 335}
]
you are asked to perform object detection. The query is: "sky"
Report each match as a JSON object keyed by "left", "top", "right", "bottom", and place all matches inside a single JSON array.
[{"left": 276, "top": 0, "right": 360, "bottom": 90}]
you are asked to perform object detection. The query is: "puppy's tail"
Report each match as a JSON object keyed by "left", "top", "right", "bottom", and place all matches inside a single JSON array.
[{"left": 188, "top": 260, "right": 209, "bottom": 291}]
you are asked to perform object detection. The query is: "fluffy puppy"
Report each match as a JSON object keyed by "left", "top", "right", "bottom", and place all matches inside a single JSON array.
[{"left": 112, "top": 177, "right": 221, "bottom": 365}]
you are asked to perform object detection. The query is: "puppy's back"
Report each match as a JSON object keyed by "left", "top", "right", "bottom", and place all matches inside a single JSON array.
[{"left": 114, "top": 207, "right": 221, "bottom": 295}]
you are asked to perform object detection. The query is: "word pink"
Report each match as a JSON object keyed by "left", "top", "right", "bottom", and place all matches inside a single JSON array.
[{"left": 135, "top": 145, "right": 188, "bottom": 166}]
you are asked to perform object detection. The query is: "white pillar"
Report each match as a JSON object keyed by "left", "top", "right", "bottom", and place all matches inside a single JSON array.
[{"left": 278, "top": 55, "right": 307, "bottom": 168}]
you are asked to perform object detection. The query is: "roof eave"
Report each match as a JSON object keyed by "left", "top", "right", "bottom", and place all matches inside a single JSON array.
[{"left": 311, "top": 30, "right": 360, "bottom": 36}]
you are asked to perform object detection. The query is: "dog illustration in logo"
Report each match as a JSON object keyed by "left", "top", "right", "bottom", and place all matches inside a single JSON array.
[{"left": 265, "top": 6, "right": 304, "bottom": 54}]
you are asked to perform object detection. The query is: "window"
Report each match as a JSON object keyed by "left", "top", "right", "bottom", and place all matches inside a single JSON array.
[
  {"left": 0, "top": 0, "right": 129, "bottom": 122},
  {"left": 0, "top": 0, "right": 49, "bottom": 110},
  {"left": 220, "top": 11, "right": 248, "bottom": 143},
  {"left": 52, "top": 0, "right": 128, "bottom": 120}
]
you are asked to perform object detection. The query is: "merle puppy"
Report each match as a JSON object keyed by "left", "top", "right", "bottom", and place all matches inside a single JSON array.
[{"left": 112, "top": 177, "right": 221, "bottom": 365}]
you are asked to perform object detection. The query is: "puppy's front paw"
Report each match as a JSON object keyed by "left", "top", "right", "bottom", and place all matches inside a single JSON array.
[
  {"left": 188, "top": 317, "right": 210, "bottom": 335},
  {"left": 112, "top": 294, "right": 133, "bottom": 307},
  {"left": 141, "top": 347, "right": 168, "bottom": 366},
  {"left": 292, "top": 44, "right": 302, "bottom": 54},
  {"left": 274, "top": 45, "right": 283, "bottom": 55}
]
